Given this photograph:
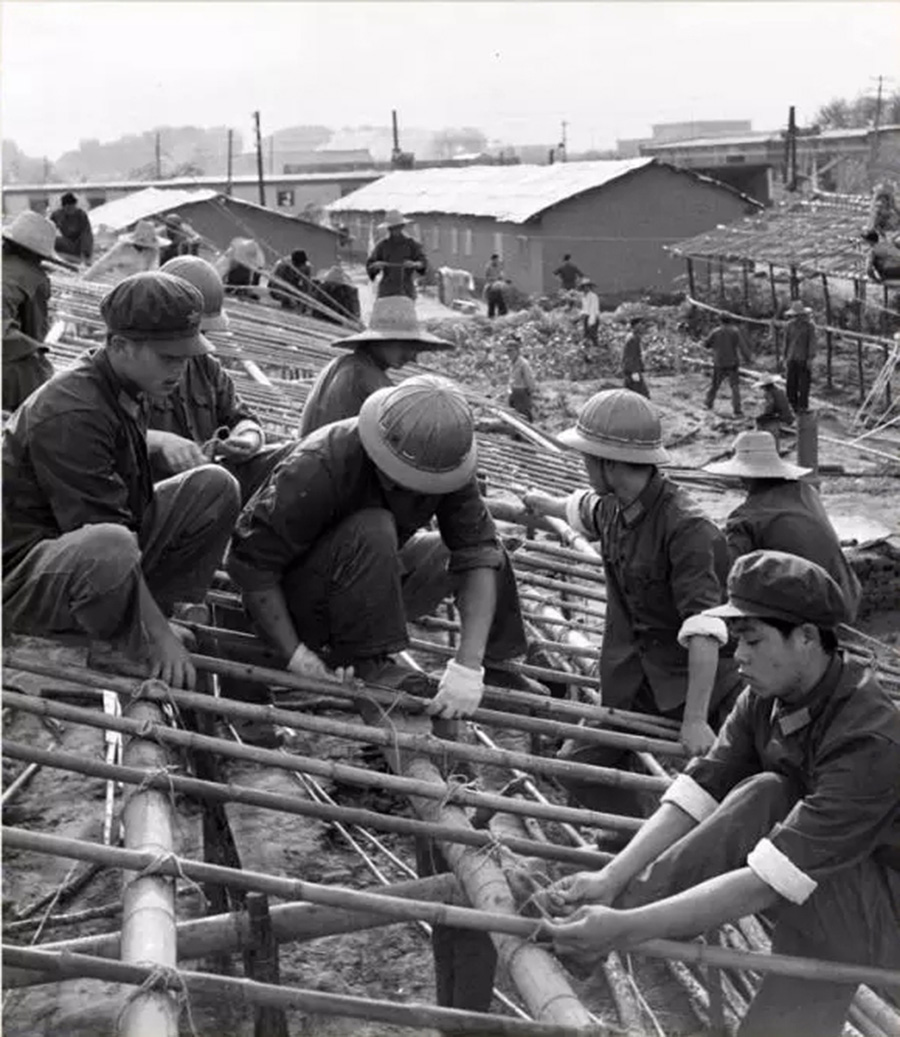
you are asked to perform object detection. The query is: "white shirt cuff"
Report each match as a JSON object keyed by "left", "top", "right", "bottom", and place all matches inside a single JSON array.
[
  {"left": 231, "top": 419, "right": 265, "bottom": 444},
  {"left": 677, "top": 613, "right": 729, "bottom": 648},
  {"left": 565, "top": 490, "right": 592, "bottom": 537},
  {"left": 747, "top": 837, "right": 818, "bottom": 905},
  {"left": 660, "top": 773, "right": 719, "bottom": 823}
]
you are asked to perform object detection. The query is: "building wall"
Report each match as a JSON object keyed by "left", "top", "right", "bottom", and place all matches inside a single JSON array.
[{"left": 538, "top": 163, "right": 755, "bottom": 297}]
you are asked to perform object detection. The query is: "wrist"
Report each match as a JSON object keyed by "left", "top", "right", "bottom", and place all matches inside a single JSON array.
[{"left": 450, "top": 655, "right": 484, "bottom": 676}]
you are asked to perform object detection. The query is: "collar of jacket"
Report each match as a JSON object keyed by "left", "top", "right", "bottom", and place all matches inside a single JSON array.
[
  {"left": 617, "top": 470, "right": 665, "bottom": 528},
  {"left": 91, "top": 346, "right": 144, "bottom": 420},
  {"left": 771, "top": 652, "right": 843, "bottom": 737}
]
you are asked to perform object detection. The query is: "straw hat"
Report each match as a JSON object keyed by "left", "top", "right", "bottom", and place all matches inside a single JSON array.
[
  {"left": 120, "top": 220, "right": 170, "bottom": 249},
  {"left": 785, "top": 300, "right": 811, "bottom": 317},
  {"left": 320, "top": 263, "right": 353, "bottom": 286},
  {"left": 756, "top": 374, "right": 783, "bottom": 389},
  {"left": 334, "top": 296, "right": 453, "bottom": 352},
  {"left": 379, "top": 210, "right": 411, "bottom": 229},
  {"left": 703, "top": 431, "right": 810, "bottom": 480},
  {"left": 2, "top": 211, "right": 77, "bottom": 267},
  {"left": 358, "top": 374, "right": 477, "bottom": 494},
  {"left": 559, "top": 389, "right": 670, "bottom": 464}
]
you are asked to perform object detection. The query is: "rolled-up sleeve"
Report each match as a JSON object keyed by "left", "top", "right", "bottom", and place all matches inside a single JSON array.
[
  {"left": 435, "top": 481, "right": 503, "bottom": 573},
  {"left": 748, "top": 736, "right": 900, "bottom": 903},
  {"left": 227, "top": 448, "right": 340, "bottom": 591}
]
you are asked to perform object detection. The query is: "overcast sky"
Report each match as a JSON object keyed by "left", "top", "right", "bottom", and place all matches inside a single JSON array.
[{"left": 2, "top": 2, "right": 896, "bottom": 159}]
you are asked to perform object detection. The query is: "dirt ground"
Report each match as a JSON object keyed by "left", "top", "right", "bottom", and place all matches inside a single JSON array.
[{"left": 2, "top": 290, "right": 897, "bottom": 1036}]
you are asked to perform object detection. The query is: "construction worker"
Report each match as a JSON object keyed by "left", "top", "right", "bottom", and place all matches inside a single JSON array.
[
  {"left": 270, "top": 249, "right": 313, "bottom": 310},
  {"left": 158, "top": 213, "right": 201, "bottom": 265},
  {"left": 148, "top": 255, "right": 291, "bottom": 502},
  {"left": 579, "top": 278, "right": 600, "bottom": 351},
  {"left": 704, "top": 430, "right": 861, "bottom": 620},
  {"left": 505, "top": 336, "right": 537, "bottom": 422},
  {"left": 524, "top": 390, "right": 740, "bottom": 777},
  {"left": 545, "top": 551, "right": 900, "bottom": 1037},
  {"left": 366, "top": 210, "right": 428, "bottom": 300},
  {"left": 755, "top": 374, "right": 794, "bottom": 435},
  {"left": 703, "top": 313, "right": 752, "bottom": 417},
  {"left": 299, "top": 295, "right": 453, "bottom": 436},
  {"left": 227, "top": 374, "right": 527, "bottom": 1013},
  {"left": 622, "top": 315, "right": 649, "bottom": 398},
  {"left": 554, "top": 254, "right": 584, "bottom": 292},
  {"left": 2, "top": 211, "right": 75, "bottom": 412},
  {"left": 84, "top": 220, "right": 170, "bottom": 283},
  {"left": 3, "top": 272, "right": 241, "bottom": 688},
  {"left": 783, "top": 301, "right": 816, "bottom": 414},
  {"left": 50, "top": 191, "right": 94, "bottom": 262}
]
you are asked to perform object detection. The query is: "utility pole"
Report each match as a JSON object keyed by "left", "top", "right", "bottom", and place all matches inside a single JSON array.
[
  {"left": 226, "top": 128, "right": 234, "bottom": 196},
  {"left": 785, "top": 106, "right": 798, "bottom": 192},
  {"left": 155, "top": 131, "right": 162, "bottom": 180},
  {"left": 253, "top": 111, "right": 266, "bottom": 207},
  {"left": 560, "top": 120, "right": 568, "bottom": 162},
  {"left": 869, "top": 74, "right": 894, "bottom": 175}
]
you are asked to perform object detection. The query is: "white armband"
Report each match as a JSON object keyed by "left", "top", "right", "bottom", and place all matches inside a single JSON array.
[
  {"left": 565, "top": 489, "right": 592, "bottom": 537},
  {"left": 232, "top": 419, "right": 265, "bottom": 445},
  {"left": 747, "top": 838, "right": 817, "bottom": 905},
  {"left": 677, "top": 613, "right": 728, "bottom": 648},
  {"left": 660, "top": 773, "right": 719, "bottom": 823}
]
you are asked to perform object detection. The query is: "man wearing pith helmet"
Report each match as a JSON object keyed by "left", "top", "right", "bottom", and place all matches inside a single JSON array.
[
  {"left": 546, "top": 551, "right": 900, "bottom": 1037},
  {"left": 525, "top": 389, "right": 741, "bottom": 778}
]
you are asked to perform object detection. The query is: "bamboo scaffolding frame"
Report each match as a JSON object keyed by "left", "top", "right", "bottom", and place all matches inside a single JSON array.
[{"left": 7, "top": 828, "right": 899, "bottom": 990}]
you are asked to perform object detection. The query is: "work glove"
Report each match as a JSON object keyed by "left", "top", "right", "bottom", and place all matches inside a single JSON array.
[
  {"left": 287, "top": 643, "right": 334, "bottom": 681},
  {"left": 426, "top": 659, "right": 485, "bottom": 719}
]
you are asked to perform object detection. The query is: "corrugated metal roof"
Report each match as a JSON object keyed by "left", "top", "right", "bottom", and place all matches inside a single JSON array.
[
  {"left": 88, "top": 187, "right": 219, "bottom": 231},
  {"left": 325, "top": 159, "right": 655, "bottom": 224}
]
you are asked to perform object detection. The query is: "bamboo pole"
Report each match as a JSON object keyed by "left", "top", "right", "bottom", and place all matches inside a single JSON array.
[
  {"left": 118, "top": 695, "right": 179, "bottom": 1037},
  {"left": 1, "top": 737, "right": 615, "bottom": 869},
  {"left": 8, "top": 829, "right": 900, "bottom": 990}
]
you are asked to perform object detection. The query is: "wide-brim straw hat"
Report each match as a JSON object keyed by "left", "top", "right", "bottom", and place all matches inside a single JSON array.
[
  {"left": 357, "top": 374, "right": 477, "bottom": 494},
  {"left": 786, "top": 300, "right": 811, "bottom": 316},
  {"left": 704, "top": 430, "right": 811, "bottom": 480},
  {"left": 379, "top": 209, "right": 411, "bottom": 229},
  {"left": 2, "top": 210, "right": 77, "bottom": 268},
  {"left": 559, "top": 389, "right": 670, "bottom": 464},
  {"left": 119, "top": 220, "right": 170, "bottom": 248},
  {"left": 334, "top": 296, "right": 453, "bottom": 352}
]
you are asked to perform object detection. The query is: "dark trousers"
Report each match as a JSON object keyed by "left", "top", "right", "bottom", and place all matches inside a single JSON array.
[
  {"left": 508, "top": 387, "right": 533, "bottom": 422},
  {"left": 706, "top": 365, "right": 743, "bottom": 415},
  {"left": 151, "top": 442, "right": 294, "bottom": 506},
  {"left": 619, "top": 773, "right": 900, "bottom": 1037},
  {"left": 624, "top": 373, "right": 650, "bottom": 398},
  {"left": 786, "top": 361, "right": 811, "bottom": 413},
  {"left": 486, "top": 287, "right": 508, "bottom": 318},
  {"left": 2, "top": 352, "right": 54, "bottom": 412},
  {"left": 280, "top": 508, "right": 527, "bottom": 668},
  {"left": 583, "top": 318, "right": 599, "bottom": 348}
]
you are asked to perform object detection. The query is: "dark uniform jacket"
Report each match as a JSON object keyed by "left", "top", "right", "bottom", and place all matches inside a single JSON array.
[
  {"left": 703, "top": 325, "right": 751, "bottom": 368},
  {"left": 3, "top": 349, "right": 152, "bottom": 574},
  {"left": 144, "top": 354, "right": 259, "bottom": 446},
  {"left": 366, "top": 235, "right": 427, "bottom": 299},
  {"left": 227, "top": 419, "right": 503, "bottom": 593},
  {"left": 2, "top": 252, "right": 50, "bottom": 363},
  {"left": 674, "top": 656, "right": 900, "bottom": 902},
  {"left": 622, "top": 332, "right": 644, "bottom": 375},
  {"left": 570, "top": 473, "right": 740, "bottom": 714},
  {"left": 299, "top": 350, "right": 391, "bottom": 437},
  {"left": 723, "top": 480, "right": 862, "bottom": 621},
  {"left": 784, "top": 319, "right": 816, "bottom": 364},
  {"left": 50, "top": 207, "right": 93, "bottom": 260}
]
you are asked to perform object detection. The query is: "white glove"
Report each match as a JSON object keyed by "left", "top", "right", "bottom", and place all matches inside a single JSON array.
[
  {"left": 287, "top": 643, "right": 333, "bottom": 681},
  {"left": 630, "top": 372, "right": 642, "bottom": 383},
  {"left": 426, "top": 659, "right": 485, "bottom": 719}
]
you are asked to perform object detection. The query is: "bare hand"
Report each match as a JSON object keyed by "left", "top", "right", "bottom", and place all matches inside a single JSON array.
[
  {"left": 149, "top": 627, "right": 196, "bottom": 689},
  {"left": 150, "top": 431, "right": 205, "bottom": 473},
  {"left": 546, "top": 904, "right": 633, "bottom": 959},
  {"left": 402, "top": 259, "right": 420, "bottom": 270},
  {"left": 522, "top": 489, "right": 557, "bottom": 516},
  {"left": 680, "top": 717, "right": 716, "bottom": 756},
  {"left": 541, "top": 868, "right": 622, "bottom": 916},
  {"left": 287, "top": 643, "right": 355, "bottom": 684},
  {"left": 217, "top": 428, "right": 262, "bottom": 460}
]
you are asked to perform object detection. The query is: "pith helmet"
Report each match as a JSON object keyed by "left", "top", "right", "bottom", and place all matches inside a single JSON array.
[
  {"left": 358, "top": 374, "right": 477, "bottom": 493},
  {"left": 558, "top": 388, "right": 670, "bottom": 464},
  {"left": 161, "top": 255, "right": 229, "bottom": 332}
]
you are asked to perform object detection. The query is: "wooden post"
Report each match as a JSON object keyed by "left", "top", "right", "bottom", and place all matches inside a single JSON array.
[
  {"left": 706, "top": 258, "right": 713, "bottom": 292},
  {"left": 820, "top": 273, "right": 834, "bottom": 391},
  {"left": 245, "top": 893, "right": 289, "bottom": 1037},
  {"left": 789, "top": 265, "right": 799, "bottom": 300},
  {"left": 717, "top": 258, "right": 725, "bottom": 302},
  {"left": 855, "top": 279, "right": 866, "bottom": 404},
  {"left": 883, "top": 286, "right": 892, "bottom": 410},
  {"left": 768, "top": 264, "right": 780, "bottom": 367},
  {"left": 742, "top": 261, "right": 750, "bottom": 309},
  {"left": 118, "top": 695, "right": 179, "bottom": 1037},
  {"left": 686, "top": 257, "right": 697, "bottom": 300}
]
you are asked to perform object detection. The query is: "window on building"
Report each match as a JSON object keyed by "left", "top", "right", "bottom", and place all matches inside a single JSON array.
[
  {"left": 276, "top": 189, "right": 295, "bottom": 207},
  {"left": 517, "top": 235, "right": 530, "bottom": 262},
  {"left": 431, "top": 225, "right": 440, "bottom": 250},
  {"left": 450, "top": 227, "right": 459, "bottom": 254},
  {"left": 463, "top": 228, "right": 473, "bottom": 256}
]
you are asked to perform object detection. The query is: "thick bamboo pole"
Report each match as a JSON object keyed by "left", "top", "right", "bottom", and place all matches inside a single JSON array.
[
  {"left": 4, "top": 947, "right": 599, "bottom": 1037},
  {"left": 0, "top": 736, "right": 613, "bottom": 870},
  {"left": 8, "top": 829, "right": 899, "bottom": 990},
  {"left": 4, "top": 875, "right": 461, "bottom": 989},
  {"left": 118, "top": 695, "right": 180, "bottom": 1037}
]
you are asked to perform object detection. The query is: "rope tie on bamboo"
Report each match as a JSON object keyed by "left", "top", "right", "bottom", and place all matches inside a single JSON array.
[
  {"left": 439, "top": 772, "right": 482, "bottom": 810},
  {"left": 114, "top": 963, "right": 199, "bottom": 1037},
  {"left": 121, "top": 764, "right": 180, "bottom": 816},
  {"left": 129, "top": 678, "right": 186, "bottom": 728},
  {"left": 359, "top": 686, "right": 404, "bottom": 764},
  {"left": 128, "top": 852, "right": 209, "bottom": 912}
]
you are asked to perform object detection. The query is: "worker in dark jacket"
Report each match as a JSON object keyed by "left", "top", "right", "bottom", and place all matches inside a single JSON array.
[
  {"left": 755, "top": 374, "right": 794, "bottom": 436},
  {"left": 3, "top": 272, "right": 240, "bottom": 688},
  {"left": 149, "top": 256, "right": 290, "bottom": 502},
  {"left": 553, "top": 254, "right": 584, "bottom": 291},
  {"left": 703, "top": 313, "right": 753, "bottom": 417},
  {"left": 546, "top": 550, "right": 900, "bottom": 1037},
  {"left": 525, "top": 390, "right": 741, "bottom": 772},
  {"left": 366, "top": 211, "right": 427, "bottom": 300},
  {"left": 622, "top": 315, "right": 649, "bottom": 397},
  {"left": 270, "top": 249, "right": 313, "bottom": 309},
  {"left": 158, "top": 213, "right": 201, "bottom": 266},
  {"left": 783, "top": 301, "right": 816, "bottom": 413},
  {"left": 299, "top": 295, "right": 453, "bottom": 436},
  {"left": 49, "top": 192, "right": 94, "bottom": 262},
  {"left": 2, "top": 211, "right": 75, "bottom": 412},
  {"left": 704, "top": 431, "right": 861, "bottom": 620}
]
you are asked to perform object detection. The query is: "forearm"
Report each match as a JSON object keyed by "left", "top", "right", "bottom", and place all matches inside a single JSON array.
[
  {"left": 605, "top": 803, "right": 697, "bottom": 897},
  {"left": 242, "top": 585, "right": 300, "bottom": 661},
  {"left": 454, "top": 566, "right": 498, "bottom": 669},
  {"left": 622, "top": 868, "right": 778, "bottom": 944},
  {"left": 683, "top": 635, "right": 720, "bottom": 723},
  {"left": 138, "top": 578, "right": 176, "bottom": 643}
]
